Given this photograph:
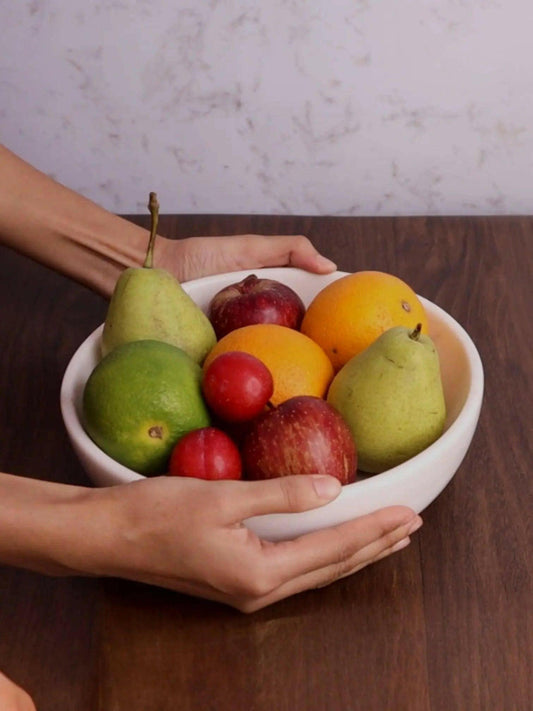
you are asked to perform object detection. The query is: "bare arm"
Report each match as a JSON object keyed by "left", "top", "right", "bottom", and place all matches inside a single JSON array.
[
  {"left": 0, "top": 470, "right": 420, "bottom": 613},
  {"left": 0, "top": 144, "right": 417, "bottom": 706},
  {"left": 0, "top": 144, "right": 336, "bottom": 298},
  {"left": 0, "top": 144, "right": 149, "bottom": 296}
]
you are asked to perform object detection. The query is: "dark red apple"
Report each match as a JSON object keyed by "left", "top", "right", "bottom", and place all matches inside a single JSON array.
[
  {"left": 242, "top": 396, "right": 357, "bottom": 485},
  {"left": 169, "top": 427, "right": 242, "bottom": 480},
  {"left": 208, "top": 274, "right": 306, "bottom": 339},
  {"left": 202, "top": 351, "right": 274, "bottom": 422}
]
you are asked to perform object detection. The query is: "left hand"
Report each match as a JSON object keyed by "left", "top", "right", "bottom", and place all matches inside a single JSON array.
[
  {"left": 155, "top": 234, "right": 337, "bottom": 283},
  {"left": 68, "top": 474, "right": 421, "bottom": 613}
]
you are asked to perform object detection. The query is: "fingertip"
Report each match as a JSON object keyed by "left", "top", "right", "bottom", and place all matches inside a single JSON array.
[
  {"left": 313, "top": 254, "right": 337, "bottom": 273},
  {"left": 310, "top": 474, "right": 342, "bottom": 500},
  {"left": 239, "top": 474, "right": 342, "bottom": 518},
  {"left": 407, "top": 514, "right": 423, "bottom": 535},
  {"left": 391, "top": 536, "right": 411, "bottom": 553},
  {"left": 378, "top": 505, "right": 419, "bottom": 525}
]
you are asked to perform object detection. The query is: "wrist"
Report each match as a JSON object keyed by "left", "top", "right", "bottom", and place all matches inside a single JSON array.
[
  {"left": 59, "top": 216, "right": 149, "bottom": 298},
  {"left": 0, "top": 473, "right": 117, "bottom": 578},
  {"left": 0, "top": 144, "right": 152, "bottom": 298}
]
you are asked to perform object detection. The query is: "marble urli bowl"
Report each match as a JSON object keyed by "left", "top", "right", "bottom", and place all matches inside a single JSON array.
[{"left": 61, "top": 268, "right": 484, "bottom": 541}]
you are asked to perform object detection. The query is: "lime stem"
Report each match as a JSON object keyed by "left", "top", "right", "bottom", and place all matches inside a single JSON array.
[{"left": 143, "top": 192, "right": 159, "bottom": 269}]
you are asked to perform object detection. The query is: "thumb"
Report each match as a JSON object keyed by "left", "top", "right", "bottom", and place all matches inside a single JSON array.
[
  {"left": 256, "top": 235, "right": 337, "bottom": 274},
  {"left": 233, "top": 475, "right": 341, "bottom": 519}
]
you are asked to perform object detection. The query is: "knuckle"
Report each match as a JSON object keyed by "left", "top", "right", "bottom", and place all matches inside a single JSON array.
[
  {"left": 246, "top": 571, "right": 276, "bottom": 599},
  {"left": 228, "top": 563, "right": 278, "bottom": 600},
  {"left": 381, "top": 526, "right": 407, "bottom": 552},
  {"left": 277, "top": 476, "right": 311, "bottom": 513},
  {"left": 317, "top": 559, "right": 357, "bottom": 589},
  {"left": 330, "top": 554, "right": 357, "bottom": 582},
  {"left": 235, "top": 600, "right": 261, "bottom": 614},
  {"left": 316, "top": 531, "right": 361, "bottom": 586},
  {"left": 289, "top": 235, "right": 312, "bottom": 257},
  {"left": 294, "top": 233, "right": 311, "bottom": 247},
  {"left": 329, "top": 527, "right": 356, "bottom": 563},
  {"left": 193, "top": 480, "right": 234, "bottom": 521}
]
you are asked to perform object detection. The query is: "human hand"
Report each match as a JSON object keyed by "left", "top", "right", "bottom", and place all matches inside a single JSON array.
[
  {"left": 0, "top": 671, "right": 36, "bottom": 711},
  {"left": 76, "top": 475, "right": 422, "bottom": 613},
  {"left": 0, "top": 145, "right": 337, "bottom": 295},
  {"left": 155, "top": 234, "right": 337, "bottom": 283}
]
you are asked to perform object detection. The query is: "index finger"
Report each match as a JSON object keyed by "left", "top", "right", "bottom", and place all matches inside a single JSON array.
[{"left": 250, "top": 506, "right": 421, "bottom": 606}]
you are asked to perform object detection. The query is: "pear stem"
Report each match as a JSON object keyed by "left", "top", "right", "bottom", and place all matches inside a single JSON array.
[
  {"left": 143, "top": 192, "right": 160, "bottom": 269},
  {"left": 409, "top": 323, "right": 423, "bottom": 340}
]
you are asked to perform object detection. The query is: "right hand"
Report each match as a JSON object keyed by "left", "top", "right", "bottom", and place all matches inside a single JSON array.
[
  {"left": 75, "top": 474, "right": 423, "bottom": 613},
  {"left": 154, "top": 233, "right": 337, "bottom": 286},
  {"left": 0, "top": 671, "right": 36, "bottom": 711}
]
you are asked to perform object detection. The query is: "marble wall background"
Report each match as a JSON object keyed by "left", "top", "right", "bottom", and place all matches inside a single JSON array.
[{"left": 2, "top": 1, "right": 532, "bottom": 216}]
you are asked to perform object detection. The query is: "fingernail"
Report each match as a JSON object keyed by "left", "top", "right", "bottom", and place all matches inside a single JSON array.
[
  {"left": 311, "top": 475, "right": 341, "bottom": 499},
  {"left": 407, "top": 515, "right": 423, "bottom": 535},
  {"left": 392, "top": 537, "right": 411, "bottom": 553},
  {"left": 316, "top": 255, "right": 337, "bottom": 271}
]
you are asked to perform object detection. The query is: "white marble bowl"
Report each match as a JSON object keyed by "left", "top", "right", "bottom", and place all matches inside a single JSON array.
[{"left": 60, "top": 268, "right": 484, "bottom": 541}]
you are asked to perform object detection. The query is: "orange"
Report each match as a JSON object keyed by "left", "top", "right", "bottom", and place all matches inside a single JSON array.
[
  {"left": 203, "top": 323, "right": 334, "bottom": 406},
  {"left": 300, "top": 271, "right": 429, "bottom": 371}
]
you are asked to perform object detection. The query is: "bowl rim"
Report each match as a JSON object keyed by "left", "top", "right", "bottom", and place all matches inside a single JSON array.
[{"left": 60, "top": 268, "right": 484, "bottom": 493}]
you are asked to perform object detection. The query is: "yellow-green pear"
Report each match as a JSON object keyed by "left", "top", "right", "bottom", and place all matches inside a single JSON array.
[
  {"left": 101, "top": 193, "right": 216, "bottom": 363},
  {"left": 327, "top": 324, "right": 446, "bottom": 474}
]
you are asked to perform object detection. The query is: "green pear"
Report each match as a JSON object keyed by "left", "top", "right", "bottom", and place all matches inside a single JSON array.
[
  {"left": 101, "top": 193, "right": 216, "bottom": 363},
  {"left": 327, "top": 324, "right": 446, "bottom": 474}
]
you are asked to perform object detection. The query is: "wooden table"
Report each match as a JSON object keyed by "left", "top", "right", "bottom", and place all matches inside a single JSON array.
[{"left": 0, "top": 216, "right": 531, "bottom": 710}]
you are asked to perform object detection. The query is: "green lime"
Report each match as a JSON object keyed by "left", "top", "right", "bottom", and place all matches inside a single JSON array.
[{"left": 83, "top": 339, "right": 210, "bottom": 475}]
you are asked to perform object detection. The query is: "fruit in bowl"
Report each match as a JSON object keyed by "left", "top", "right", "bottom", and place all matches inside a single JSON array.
[
  {"left": 82, "top": 339, "right": 210, "bottom": 476},
  {"left": 208, "top": 273, "right": 306, "bottom": 339},
  {"left": 242, "top": 395, "right": 357, "bottom": 485},
  {"left": 101, "top": 193, "right": 216, "bottom": 362},
  {"left": 328, "top": 324, "right": 446, "bottom": 474},
  {"left": 301, "top": 270, "right": 429, "bottom": 371},
  {"left": 60, "top": 268, "right": 484, "bottom": 541},
  {"left": 169, "top": 426, "right": 243, "bottom": 481},
  {"left": 203, "top": 322, "right": 334, "bottom": 407},
  {"left": 202, "top": 351, "right": 274, "bottom": 423}
]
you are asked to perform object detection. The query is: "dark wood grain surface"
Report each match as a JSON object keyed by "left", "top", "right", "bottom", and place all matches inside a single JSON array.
[{"left": 0, "top": 216, "right": 531, "bottom": 710}]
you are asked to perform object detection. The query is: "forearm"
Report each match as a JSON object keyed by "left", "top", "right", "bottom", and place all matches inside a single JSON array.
[
  {"left": 0, "top": 472, "right": 116, "bottom": 577},
  {"left": 0, "top": 144, "right": 337, "bottom": 298},
  {"left": 0, "top": 144, "right": 150, "bottom": 297}
]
